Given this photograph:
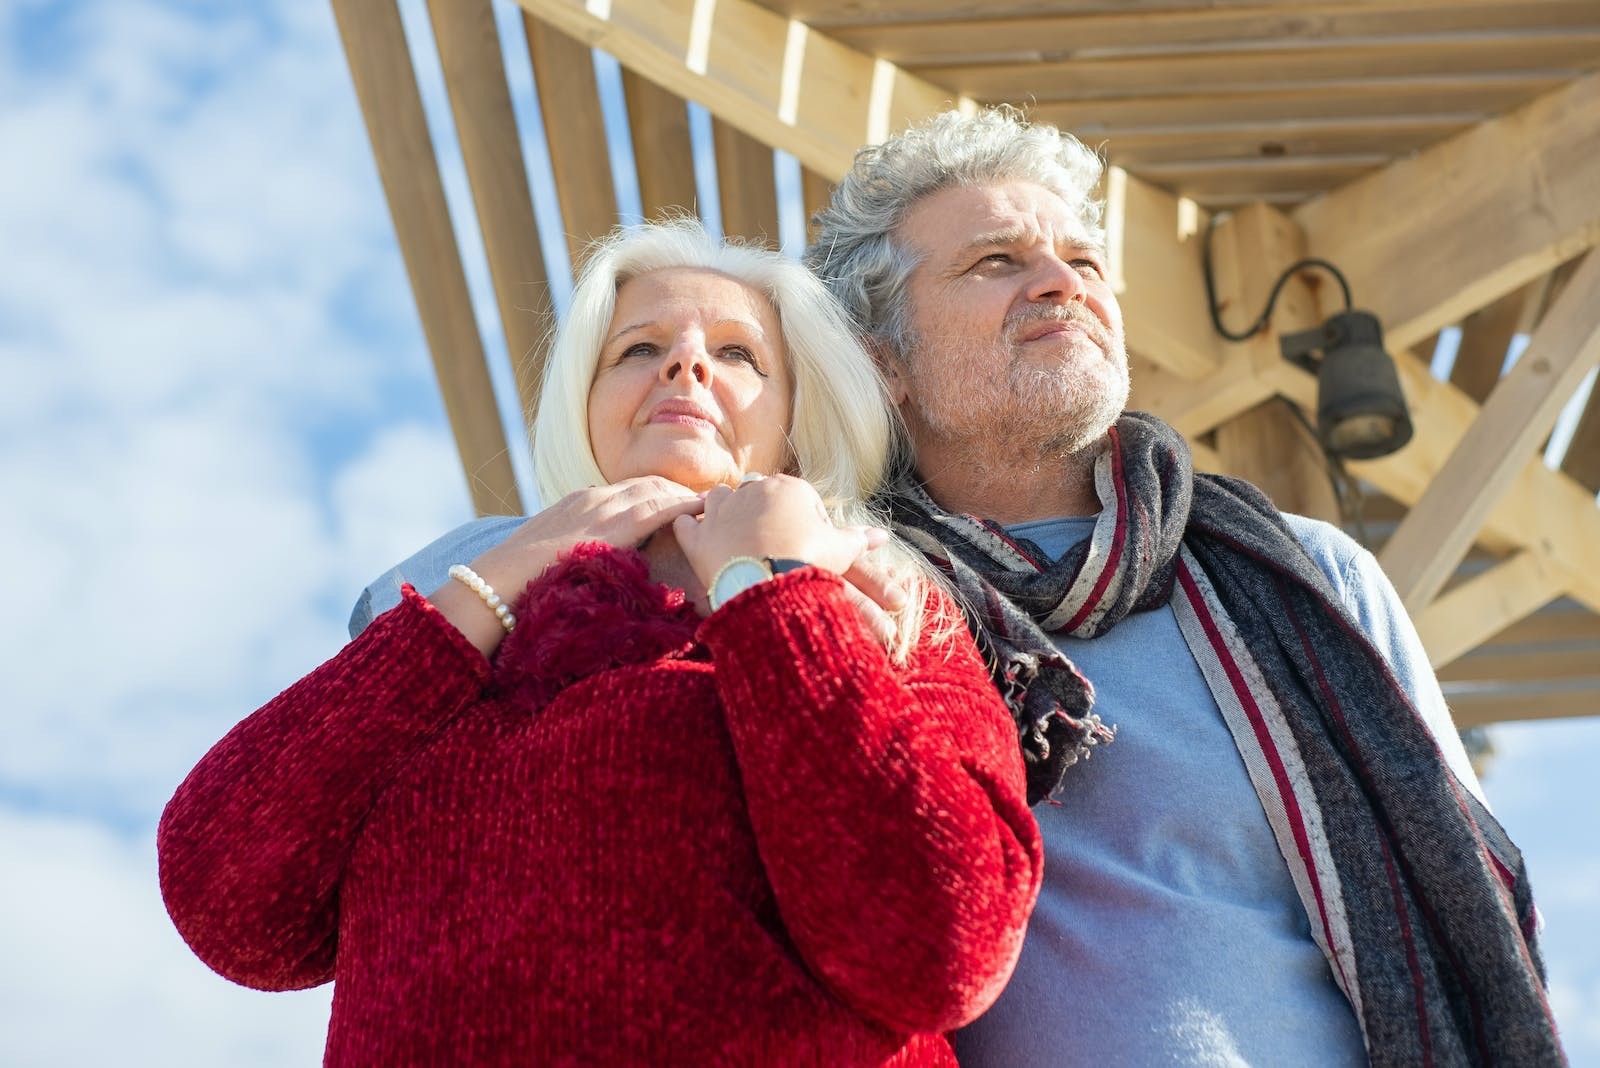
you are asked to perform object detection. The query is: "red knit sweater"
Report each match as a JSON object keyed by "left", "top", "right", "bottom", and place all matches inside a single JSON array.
[{"left": 159, "top": 544, "right": 1041, "bottom": 1066}]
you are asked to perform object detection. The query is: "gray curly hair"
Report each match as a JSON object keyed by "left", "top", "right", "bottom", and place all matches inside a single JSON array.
[{"left": 804, "top": 106, "right": 1105, "bottom": 358}]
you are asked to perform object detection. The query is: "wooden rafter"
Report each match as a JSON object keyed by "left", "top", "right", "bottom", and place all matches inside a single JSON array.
[
  {"left": 1411, "top": 550, "right": 1565, "bottom": 669},
  {"left": 332, "top": 0, "right": 521, "bottom": 515},
  {"left": 524, "top": 16, "right": 619, "bottom": 261},
  {"left": 1379, "top": 251, "right": 1600, "bottom": 613},
  {"left": 1450, "top": 688, "right": 1600, "bottom": 729},
  {"left": 1295, "top": 71, "right": 1600, "bottom": 352},
  {"left": 425, "top": 0, "right": 553, "bottom": 422}
]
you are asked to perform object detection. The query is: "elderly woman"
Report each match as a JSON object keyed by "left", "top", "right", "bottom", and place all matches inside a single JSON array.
[{"left": 158, "top": 221, "right": 1041, "bottom": 1066}]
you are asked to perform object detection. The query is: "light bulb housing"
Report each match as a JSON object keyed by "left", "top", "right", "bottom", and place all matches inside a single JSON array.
[{"left": 1280, "top": 310, "right": 1414, "bottom": 460}]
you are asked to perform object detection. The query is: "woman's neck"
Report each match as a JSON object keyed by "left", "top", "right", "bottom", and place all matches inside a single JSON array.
[{"left": 640, "top": 529, "right": 709, "bottom": 612}]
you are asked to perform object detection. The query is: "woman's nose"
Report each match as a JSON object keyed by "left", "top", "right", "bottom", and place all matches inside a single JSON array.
[{"left": 661, "top": 339, "right": 711, "bottom": 385}]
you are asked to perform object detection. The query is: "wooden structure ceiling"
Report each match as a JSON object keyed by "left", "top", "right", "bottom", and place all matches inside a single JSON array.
[{"left": 332, "top": 0, "right": 1600, "bottom": 729}]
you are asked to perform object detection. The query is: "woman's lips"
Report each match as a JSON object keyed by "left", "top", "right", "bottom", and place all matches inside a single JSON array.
[{"left": 646, "top": 399, "right": 718, "bottom": 431}]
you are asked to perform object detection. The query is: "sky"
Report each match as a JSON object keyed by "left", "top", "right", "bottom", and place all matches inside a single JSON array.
[{"left": 0, "top": 1, "right": 1596, "bottom": 1064}]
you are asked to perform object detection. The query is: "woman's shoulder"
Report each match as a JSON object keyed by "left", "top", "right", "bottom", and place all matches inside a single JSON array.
[{"left": 348, "top": 515, "right": 529, "bottom": 638}]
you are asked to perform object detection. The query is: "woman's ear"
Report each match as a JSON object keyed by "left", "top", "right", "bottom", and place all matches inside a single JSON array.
[{"left": 869, "top": 338, "right": 910, "bottom": 406}]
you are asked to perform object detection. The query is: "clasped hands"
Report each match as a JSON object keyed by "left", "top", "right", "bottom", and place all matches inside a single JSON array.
[{"left": 443, "top": 475, "right": 906, "bottom": 654}]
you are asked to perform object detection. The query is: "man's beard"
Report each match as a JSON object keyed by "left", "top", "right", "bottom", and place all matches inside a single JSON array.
[{"left": 901, "top": 312, "right": 1130, "bottom": 456}]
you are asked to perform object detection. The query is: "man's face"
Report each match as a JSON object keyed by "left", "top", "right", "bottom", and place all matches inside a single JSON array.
[{"left": 890, "top": 180, "right": 1129, "bottom": 452}]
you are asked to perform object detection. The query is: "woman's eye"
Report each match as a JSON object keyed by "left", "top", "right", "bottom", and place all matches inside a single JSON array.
[
  {"left": 621, "top": 343, "right": 656, "bottom": 359},
  {"left": 719, "top": 346, "right": 769, "bottom": 377}
]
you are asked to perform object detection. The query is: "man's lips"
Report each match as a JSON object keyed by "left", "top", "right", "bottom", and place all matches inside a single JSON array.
[{"left": 1019, "top": 321, "right": 1088, "bottom": 343}]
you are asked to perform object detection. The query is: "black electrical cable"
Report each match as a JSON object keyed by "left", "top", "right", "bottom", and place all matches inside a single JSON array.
[{"left": 1202, "top": 213, "right": 1355, "bottom": 342}]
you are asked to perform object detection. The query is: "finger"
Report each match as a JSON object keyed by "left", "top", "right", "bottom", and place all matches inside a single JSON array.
[
  {"left": 842, "top": 554, "right": 910, "bottom": 612},
  {"left": 859, "top": 525, "right": 890, "bottom": 550},
  {"left": 840, "top": 581, "right": 897, "bottom": 647}
]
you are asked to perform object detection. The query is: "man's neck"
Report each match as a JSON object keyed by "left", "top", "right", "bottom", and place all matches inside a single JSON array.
[{"left": 910, "top": 431, "right": 1104, "bottom": 524}]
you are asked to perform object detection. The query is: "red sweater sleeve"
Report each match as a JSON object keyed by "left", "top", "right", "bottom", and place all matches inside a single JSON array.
[
  {"left": 157, "top": 586, "right": 490, "bottom": 990},
  {"left": 697, "top": 570, "right": 1042, "bottom": 1035}
]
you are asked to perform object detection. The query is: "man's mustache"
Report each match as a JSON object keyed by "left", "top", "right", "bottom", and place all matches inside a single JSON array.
[{"left": 1005, "top": 305, "right": 1114, "bottom": 352}]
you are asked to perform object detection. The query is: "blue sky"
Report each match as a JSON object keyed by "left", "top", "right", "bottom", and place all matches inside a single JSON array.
[{"left": 0, "top": 2, "right": 1596, "bottom": 1063}]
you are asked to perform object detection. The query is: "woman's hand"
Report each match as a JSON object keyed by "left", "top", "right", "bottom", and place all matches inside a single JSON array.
[
  {"left": 673, "top": 476, "right": 904, "bottom": 631},
  {"left": 432, "top": 476, "right": 705, "bottom": 654}
]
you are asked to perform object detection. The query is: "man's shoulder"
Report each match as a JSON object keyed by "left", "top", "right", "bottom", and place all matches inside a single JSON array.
[
  {"left": 348, "top": 515, "right": 528, "bottom": 638},
  {"left": 1279, "top": 513, "right": 1366, "bottom": 601}
]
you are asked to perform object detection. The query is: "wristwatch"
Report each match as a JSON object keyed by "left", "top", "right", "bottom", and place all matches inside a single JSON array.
[{"left": 708, "top": 556, "right": 809, "bottom": 611}]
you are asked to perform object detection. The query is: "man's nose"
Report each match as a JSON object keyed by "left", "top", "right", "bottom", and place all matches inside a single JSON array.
[
  {"left": 661, "top": 338, "right": 711, "bottom": 384},
  {"left": 1027, "top": 253, "right": 1089, "bottom": 304}
]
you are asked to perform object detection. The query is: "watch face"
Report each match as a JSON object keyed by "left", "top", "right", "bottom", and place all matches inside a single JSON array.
[{"left": 712, "top": 558, "right": 773, "bottom": 609}]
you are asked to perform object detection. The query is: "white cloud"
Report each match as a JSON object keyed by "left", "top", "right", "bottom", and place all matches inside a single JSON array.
[{"left": 0, "top": 806, "right": 332, "bottom": 1067}]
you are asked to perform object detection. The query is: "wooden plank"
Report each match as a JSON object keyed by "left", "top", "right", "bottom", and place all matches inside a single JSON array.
[
  {"left": 1440, "top": 648, "right": 1600, "bottom": 685},
  {"left": 1449, "top": 687, "right": 1600, "bottom": 728},
  {"left": 1207, "top": 203, "right": 1339, "bottom": 522},
  {"left": 523, "top": 15, "right": 619, "bottom": 262},
  {"left": 758, "top": 0, "right": 1595, "bottom": 25},
  {"left": 1031, "top": 76, "right": 1564, "bottom": 133},
  {"left": 1413, "top": 549, "right": 1565, "bottom": 668},
  {"left": 621, "top": 70, "right": 699, "bottom": 220},
  {"left": 822, "top": 1, "right": 1600, "bottom": 64},
  {"left": 1486, "top": 607, "right": 1600, "bottom": 648},
  {"left": 1101, "top": 115, "right": 1472, "bottom": 167},
  {"left": 1448, "top": 282, "right": 1539, "bottom": 403},
  {"left": 1296, "top": 72, "right": 1600, "bottom": 351},
  {"left": 1378, "top": 250, "right": 1600, "bottom": 613},
  {"left": 713, "top": 119, "right": 781, "bottom": 245},
  {"left": 331, "top": 0, "right": 521, "bottom": 516},
  {"left": 915, "top": 35, "right": 1600, "bottom": 103},
  {"left": 1133, "top": 154, "right": 1386, "bottom": 198},
  {"left": 511, "top": 0, "right": 961, "bottom": 184},
  {"left": 1105, "top": 167, "right": 1221, "bottom": 380},
  {"left": 425, "top": 0, "right": 553, "bottom": 429}
]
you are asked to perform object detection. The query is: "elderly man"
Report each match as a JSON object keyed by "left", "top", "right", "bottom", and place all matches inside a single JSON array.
[
  {"left": 351, "top": 109, "right": 1559, "bottom": 1065},
  {"left": 804, "top": 107, "right": 1559, "bottom": 1067}
]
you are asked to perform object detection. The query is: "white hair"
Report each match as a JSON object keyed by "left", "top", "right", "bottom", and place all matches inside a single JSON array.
[
  {"left": 531, "top": 218, "right": 949, "bottom": 658},
  {"left": 806, "top": 106, "right": 1105, "bottom": 359}
]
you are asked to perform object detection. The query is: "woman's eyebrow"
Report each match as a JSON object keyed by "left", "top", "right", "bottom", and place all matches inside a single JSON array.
[{"left": 604, "top": 321, "right": 654, "bottom": 346}]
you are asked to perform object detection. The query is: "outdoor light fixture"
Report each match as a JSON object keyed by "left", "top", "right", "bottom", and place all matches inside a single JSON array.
[
  {"left": 1202, "top": 216, "right": 1414, "bottom": 460},
  {"left": 1278, "top": 310, "right": 1414, "bottom": 459}
]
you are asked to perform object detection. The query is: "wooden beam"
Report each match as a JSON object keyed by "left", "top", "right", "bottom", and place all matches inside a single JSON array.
[
  {"left": 821, "top": 2, "right": 1600, "bottom": 63},
  {"left": 1413, "top": 549, "right": 1565, "bottom": 668},
  {"left": 1448, "top": 281, "right": 1540, "bottom": 403},
  {"left": 713, "top": 120, "right": 781, "bottom": 245},
  {"left": 915, "top": 35, "right": 1600, "bottom": 103},
  {"left": 622, "top": 71, "right": 699, "bottom": 220},
  {"left": 1379, "top": 250, "right": 1600, "bottom": 612},
  {"left": 1208, "top": 204, "right": 1338, "bottom": 522},
  {"left": 1099, "top": 116, "right": 1472, "bottom": 168},
  {"left": 1449, "top": 688, "right": 1600, "bottom": 729},
  {"left": 523, "top": 16, "right": 619, "bottom": 262},
  {"left": 1104, "top": 167, "right": 1221, "bottom": 379},
  {"left": 1485, "top": 607, "right": 1600, "bottom": 648},
  {"left": 1031, "top": 76, "right": 1564, "bottom": 133},
  {"left": 331, "top": 0, "right": 521, "bottom": 516},
  {"left": 1440, "top": 648, "right": 1600, "bottom": 685},
  {"left": 425, "top": 0, "right": 553, "bottom": 426},
  {"left": 1296, "top": 73, "right": 1600, "bottom": 351},
  {"left": 772, "top": 0, "right": 1588, "bottom": 21},
  {"left": 511, "top": 0, "right": 960, "bottom": 183}
]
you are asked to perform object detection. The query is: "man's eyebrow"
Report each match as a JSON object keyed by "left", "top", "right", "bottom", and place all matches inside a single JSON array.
[{"left": 951, "top": 227, "right": 1028, "bottom": 259}]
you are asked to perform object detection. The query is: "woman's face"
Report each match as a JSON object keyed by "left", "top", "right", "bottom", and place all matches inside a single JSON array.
[{"left": 588, "top": 268, "right": 794, "bottom": 493}]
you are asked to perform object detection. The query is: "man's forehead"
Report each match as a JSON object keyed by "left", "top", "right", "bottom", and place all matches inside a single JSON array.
[{"left": 900, "top": 181, "right": 1098, "bottom": 258}]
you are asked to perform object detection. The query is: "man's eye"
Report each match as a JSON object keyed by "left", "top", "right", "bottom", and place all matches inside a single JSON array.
[{"left": 1072, "top": 258, "right": 1104, "bottom": 277}]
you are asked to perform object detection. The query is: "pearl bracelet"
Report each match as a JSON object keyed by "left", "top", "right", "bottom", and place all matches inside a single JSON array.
[{"left": 447, "top": 564, "right": 516, "bottom": 632}]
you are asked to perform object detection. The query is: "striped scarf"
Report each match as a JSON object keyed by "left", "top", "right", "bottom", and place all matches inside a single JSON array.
[{"left": 885, "top": 410, "right": 1563, "bottom": 1066}]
